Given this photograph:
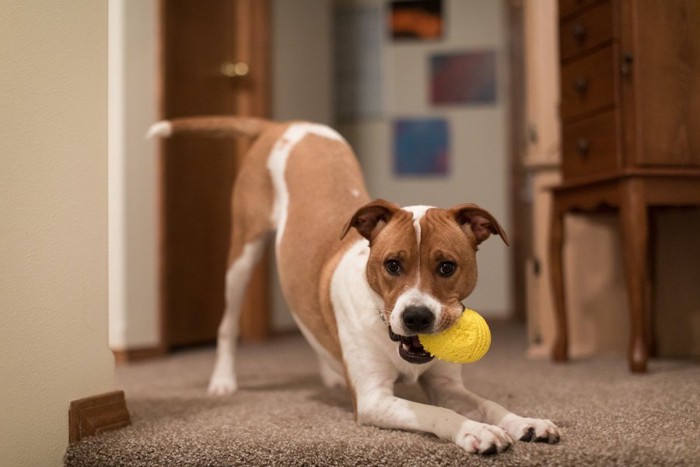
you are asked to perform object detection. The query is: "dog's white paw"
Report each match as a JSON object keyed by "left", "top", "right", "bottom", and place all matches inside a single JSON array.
[
  {"left": 207, "top": 376, "right": 238, "bottom": 396},
  {"left": 500, "top": 414, "right": 560, "bottom": 444},
  {"left": 454, "top": 421, "right": 513, "bottom": 455}
]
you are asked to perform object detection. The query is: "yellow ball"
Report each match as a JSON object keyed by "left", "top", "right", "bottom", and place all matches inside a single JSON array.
[{"left": 418, "top": 308, "right": 491, "bottom": 363}]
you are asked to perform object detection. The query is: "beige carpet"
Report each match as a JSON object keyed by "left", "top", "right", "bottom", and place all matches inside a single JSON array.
[{"left": 65, "top": 323, "right": 700, "bottom": 466}]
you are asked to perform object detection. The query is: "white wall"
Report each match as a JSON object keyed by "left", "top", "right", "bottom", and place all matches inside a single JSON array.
[
  {"left": 0, "top": 2, "right": 115, "bottom": 465},
  {"left": 109, "top": 0, "right": 160, "bottom": 350},
  {"left": 273, "top": 0, "right": 333, "bottom": 123},
  {"left": 340, "top": 0, "right": 512, "bottom": 317}
]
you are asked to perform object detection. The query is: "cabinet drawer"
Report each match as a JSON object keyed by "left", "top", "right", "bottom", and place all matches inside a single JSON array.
[
  {"left": 560, "top": 46, "right": 615, "bottom": 121},
  {"left": 560, "top": 1, "right": 613, "bottom": 61},
  {"left": 562, "top": 110, "right": 619, "bottom": 179},
  {"left": 559, "top": 0, "right": 603, "bottom": 19}
]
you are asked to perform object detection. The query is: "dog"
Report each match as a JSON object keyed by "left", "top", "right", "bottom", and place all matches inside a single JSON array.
[{"left": 149, "top": 117, "right": 560, "bottom": 454}]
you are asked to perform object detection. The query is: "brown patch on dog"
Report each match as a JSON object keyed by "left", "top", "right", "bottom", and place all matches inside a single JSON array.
[
  {"left": 277, "top": 133, "right": 371, "bottom": 361},
  {"left": 225, "top": 125, "right": 287, "bottom": 265}
]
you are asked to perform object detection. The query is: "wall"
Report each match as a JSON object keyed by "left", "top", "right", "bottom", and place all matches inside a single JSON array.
[
  {"left": 0, "top": 2, "right": 115, "bottom": 465},
  {"left": 654, "top": 209, "right": 700, "bottom": 358},
  {"left": 273, "top": 0, "right": 333, "bottom": 123},
  {"left": 339, "top": 0, "right": 512, "bottom": 317},
  {"left": 109, "top": 0, "right": 160, "bottom": 350}
]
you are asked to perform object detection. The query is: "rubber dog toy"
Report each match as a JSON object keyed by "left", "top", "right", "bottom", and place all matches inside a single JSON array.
[{"left": 418, "top": 308, "right": 491, "bottom": 363}]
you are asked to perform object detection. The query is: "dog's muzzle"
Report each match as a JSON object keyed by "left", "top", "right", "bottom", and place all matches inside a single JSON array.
[{"left": 388, "top": 328, "right": 434, "bottom": 364}]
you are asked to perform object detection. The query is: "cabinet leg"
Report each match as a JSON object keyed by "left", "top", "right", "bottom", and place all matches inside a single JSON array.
[
  {"left": 620, "top": 181, "right": 650, "bottom": 373},
  {"left": 549, "top": 205, "right": 568, "bottom": 362}
]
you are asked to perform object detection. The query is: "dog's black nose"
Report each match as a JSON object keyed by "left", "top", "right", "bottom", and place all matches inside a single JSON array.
[{"left": 402, "top": 306, "right": 435, "bottom": 333}]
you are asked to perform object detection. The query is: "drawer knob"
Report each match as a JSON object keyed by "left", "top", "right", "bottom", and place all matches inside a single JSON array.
[
  {"left": 576, "top": 138, "right": 590, "bottom": 157},
  {"left": 621, "top": 52, "right": 634, "bottom": 76},
  {"left": 572, "top": 24, "right": 587, "bottom": 44},
  {"left": 574, "top": 77, "right": 589, "bottom": 95}
]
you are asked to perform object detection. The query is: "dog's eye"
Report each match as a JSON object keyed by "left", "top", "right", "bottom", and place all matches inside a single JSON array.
[
  {"left": 437, "top": 261, "right": 456, "bottom": 277},
  {"left": 384, "top": 259, "right": 401, "bottom": 276}
]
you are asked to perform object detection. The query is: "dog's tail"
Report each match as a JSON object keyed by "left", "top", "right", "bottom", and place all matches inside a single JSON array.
[{"left": 147, "top": 116, "right": 271, "bottom": 140}]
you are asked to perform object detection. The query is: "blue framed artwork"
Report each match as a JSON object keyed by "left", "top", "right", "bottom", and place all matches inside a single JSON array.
[
  {"left": 430, "top": 50, "right": 496, "bottom": 105},
  {"left": 393, "top": 118, "right": 449, "bottom": 176}
]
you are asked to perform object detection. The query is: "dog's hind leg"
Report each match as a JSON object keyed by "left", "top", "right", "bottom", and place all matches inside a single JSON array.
[
  {"left": 148, "top": 116, "right": 279, "bottom": 396},
  {"left": 208, "top": 233, "right": 267, "bottom": 396},
  {"left": 207, "top": 131, "right": 279, "bottom": 396}
]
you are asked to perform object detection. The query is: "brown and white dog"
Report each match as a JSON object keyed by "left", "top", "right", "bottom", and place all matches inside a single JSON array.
[{"left": 149, "top": 117, "right": 560, "bottom": 454}]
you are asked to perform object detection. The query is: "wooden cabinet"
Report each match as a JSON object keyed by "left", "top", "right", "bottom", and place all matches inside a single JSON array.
[
  {"left": 559, "top": 0, "right": 700, "bottom": 180},
  {"left": 550, "top": 0, "right": 700, "bottom": 372}
]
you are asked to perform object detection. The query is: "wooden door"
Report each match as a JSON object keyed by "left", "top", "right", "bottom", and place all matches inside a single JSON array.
[{"left": 158, "top": 0, "right": 270, "bottom": 348}]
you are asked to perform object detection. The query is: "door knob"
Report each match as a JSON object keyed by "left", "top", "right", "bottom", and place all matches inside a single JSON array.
[{"left": 220, "top": 61, "right": 250, "bottom": 78}]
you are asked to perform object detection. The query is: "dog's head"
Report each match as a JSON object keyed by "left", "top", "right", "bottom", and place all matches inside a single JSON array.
[{"left": 341, "top": 199, "right": 508, "bottom": 364}]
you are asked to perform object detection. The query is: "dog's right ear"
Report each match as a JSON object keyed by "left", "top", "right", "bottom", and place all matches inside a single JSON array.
[{"left": 340, "top": 199, "right": 400, "bottom": 244}]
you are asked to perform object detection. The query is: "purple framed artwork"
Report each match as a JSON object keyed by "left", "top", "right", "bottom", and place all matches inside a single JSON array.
[
  {"left": 430, "top": 50, "right": 496, "bottom": 105},
  {"left": 393, "top": 118, "right": 449, "bottom": 176}
]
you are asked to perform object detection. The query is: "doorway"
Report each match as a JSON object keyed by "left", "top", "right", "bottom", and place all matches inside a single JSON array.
[{"left": 158, "top": 0, "right": 271, "bottom": 348}]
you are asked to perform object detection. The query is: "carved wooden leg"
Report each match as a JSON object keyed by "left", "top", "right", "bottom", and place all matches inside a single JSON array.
[
  {"left": 620, "top": 180, "right": 650, "bottom": 373},
  {"left": 549, "top": 199, "right": 568, "bottom": 362}
]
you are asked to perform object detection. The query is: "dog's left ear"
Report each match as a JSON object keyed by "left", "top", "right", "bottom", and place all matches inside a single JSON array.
[
  {"left": 340, "top": 199, "right": 401, "bottom": 244},
  {"left": 449, "top": 204, "right": 509, "bottom": 246}
]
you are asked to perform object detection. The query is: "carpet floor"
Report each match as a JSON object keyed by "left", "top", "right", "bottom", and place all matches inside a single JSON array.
[{"left": 65, "top": 322, "right": 700, "bottom": 466}]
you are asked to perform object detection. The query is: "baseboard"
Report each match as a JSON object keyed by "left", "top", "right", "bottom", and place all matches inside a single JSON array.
[
  {"left": 69, "top": 390, "right": 130, "bottom": 443},
  {"left": 112, "top": 345, "right": 166, "bottom": 365}
]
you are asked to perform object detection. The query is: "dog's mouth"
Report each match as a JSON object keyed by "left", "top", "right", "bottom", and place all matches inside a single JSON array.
[{"left": 389, "top": 328, "right": 434, "bottom": 364}]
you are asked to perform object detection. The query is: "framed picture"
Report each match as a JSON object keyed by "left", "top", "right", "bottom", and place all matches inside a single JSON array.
[
  {"left": 430, "top": 50, "right": 497, "bottom": 105},
  {"left": 393, "top": 118, "right": 449, "bottom": 176},
  {"left": 389, "top": 0, "right": 443, "bottom": 41}
]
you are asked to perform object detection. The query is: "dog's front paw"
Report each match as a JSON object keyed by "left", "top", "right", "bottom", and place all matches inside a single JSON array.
[
  {"left": 455, "top": 421, "right": 513, "bottom": 455},
  {"left": 207, "top": 376, "right": 238, "bottom": 396},
  {"left": 500, "top": 414, "right": 560, "bottom": 444}
]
